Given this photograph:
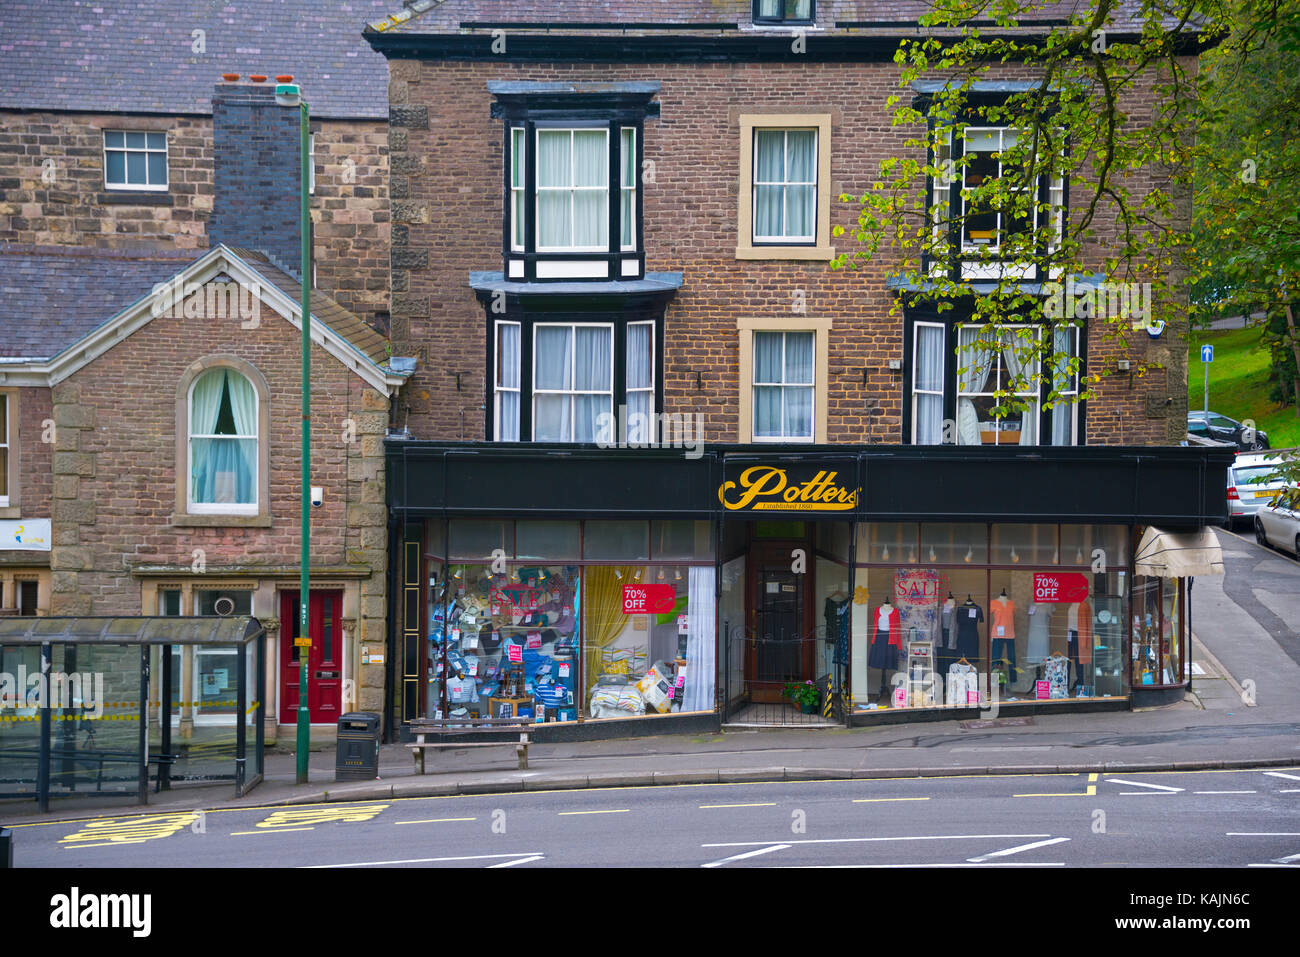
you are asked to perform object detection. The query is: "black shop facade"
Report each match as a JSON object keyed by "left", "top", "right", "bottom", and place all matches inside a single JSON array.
[{"left": 384, "top": 442, "right": 1231, "bottom": 740}]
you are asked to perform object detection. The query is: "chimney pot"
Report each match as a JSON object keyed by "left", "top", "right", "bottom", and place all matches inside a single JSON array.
[
  {"left": 250, "top": 74, "right": 267, "bottom": 83},
  {"left": 276, "top": 74, "right": 293, "bottom": 83},
  {"left": 222, "top": 73, "right": 240, "bottom": 82}
]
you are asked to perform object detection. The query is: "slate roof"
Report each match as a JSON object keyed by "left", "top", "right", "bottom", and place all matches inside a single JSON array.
[
  {"left": 372, "top": 0, "right": 1158, "bottom": 35},
  {"left": 0, "top": 245, "right": 191, "bottom": 360},
  {"left": 0, "top": 1, "right": 397, "bottom": 119},
  {"left": 0, "top": 243, "right": 391, "bottom": 367}
]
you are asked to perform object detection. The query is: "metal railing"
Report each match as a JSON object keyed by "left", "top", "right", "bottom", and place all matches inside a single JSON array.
[{"left": 721, "top": 623, "right": 847, "bottom": 726}]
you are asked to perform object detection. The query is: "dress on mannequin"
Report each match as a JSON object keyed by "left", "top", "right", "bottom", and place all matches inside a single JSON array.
[{"left": 1026, "top": 602, "right": 1053, "bottom": 664}]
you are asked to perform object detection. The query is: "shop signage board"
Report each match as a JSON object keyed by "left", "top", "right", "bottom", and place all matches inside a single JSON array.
[
  {"left": 718, "top": 464, "right": 860, "bottom": 513},
  {"left": 0, "top": 519, "right": 51, "bottom": 551},
  {"left": 623, "top": 583, "right": 676, "bottom": 614},
  {"left": 1033, "top": 572, "right": 1090, "bottom": 603}
]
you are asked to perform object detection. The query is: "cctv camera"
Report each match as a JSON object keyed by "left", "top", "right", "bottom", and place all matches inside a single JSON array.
[{"left": 310, "top": 486, "right": 323, "bottom": 508}]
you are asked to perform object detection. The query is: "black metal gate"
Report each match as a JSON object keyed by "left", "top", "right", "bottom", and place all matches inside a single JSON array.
[{"left": 721, "top": 622, "right": 848, "bottom": 726}]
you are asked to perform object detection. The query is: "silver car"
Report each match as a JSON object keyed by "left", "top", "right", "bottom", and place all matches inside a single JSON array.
[
  {"left": 1228, "top": 452, "right": 1292, "bottom": 525},
  {"left": 1255, "top": 487, "right": 1300, "bottom": 557}
]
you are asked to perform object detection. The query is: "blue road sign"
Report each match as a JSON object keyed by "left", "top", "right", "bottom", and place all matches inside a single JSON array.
[{"left": 1201, "top": 344, "right": 1214, "bottom": 363}]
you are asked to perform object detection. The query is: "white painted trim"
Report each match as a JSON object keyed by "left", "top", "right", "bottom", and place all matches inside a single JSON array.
[{"left": 535, "top": 260, "right": 609, "bottom": 279}]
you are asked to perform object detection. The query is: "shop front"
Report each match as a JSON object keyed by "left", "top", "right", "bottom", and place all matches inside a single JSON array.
[{"left": 386, "top": 443, "right": 1232, "bottom": 738}]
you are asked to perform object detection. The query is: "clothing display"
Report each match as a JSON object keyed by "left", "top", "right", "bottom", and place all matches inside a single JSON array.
[
  {"left": 1043, "top": 653, "right": 1070, "bottom": 699},
  {"left": 825, "top": 595, "right": 850, "bottom": 666},
  {"left": 991, "top": 637, "right": 1017, "bottom": 685},
  {"left": 1067, "top": 600, "right": 1093, "bottom": 664},
  {"left": 954, "top": 601, "right": 983, "bottom": 659},
  {"left": 989, "top": 596, "right": 1016, "bottom": 640},
  {"left": 1026, "top": 602, "right": 1053, "bottom": 663},
  {"left": 868, "top": 603, "right": 902, "bottom": 670},
  {"left": 946, "top": 660, "right": 979, "bottom": 706},
  {"left": 940, "top": 600, "right": 956, "bottom": 650}
]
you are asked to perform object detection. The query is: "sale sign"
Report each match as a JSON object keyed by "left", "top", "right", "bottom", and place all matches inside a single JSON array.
[
  {"left": 1033, "top": 572, "right": 1090, "bottom": 603},
  {"left": 622, "top": 583, "right": 676, "bottom": 614}
]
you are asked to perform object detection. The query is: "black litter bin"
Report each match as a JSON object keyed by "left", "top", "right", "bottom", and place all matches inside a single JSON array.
[
  {"left": 0, "top": 827, "right": 12, "bottom": 868},
  {"left": 335, "top": 712, "right": 381, "bottom": 781}
]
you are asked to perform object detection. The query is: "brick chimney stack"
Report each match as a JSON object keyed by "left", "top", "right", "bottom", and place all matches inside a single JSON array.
[{"left": 208, "top": 78, "right": 307, "bottom": 276}]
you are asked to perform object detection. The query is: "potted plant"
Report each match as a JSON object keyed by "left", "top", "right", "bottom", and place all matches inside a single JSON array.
[{"left": 783, "top": 680, "right": 821, "bottom": 715}]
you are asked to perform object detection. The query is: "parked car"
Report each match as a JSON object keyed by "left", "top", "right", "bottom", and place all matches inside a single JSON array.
[
  {"left": 1255, "top": 487, "right": 1300, "bottom": 556},
  {"left": 1188, "top": 411, "right": 1270, "bottom": 450},
  {"left": 1227, "top": 452, "right": 1292, "bottom": 526}
]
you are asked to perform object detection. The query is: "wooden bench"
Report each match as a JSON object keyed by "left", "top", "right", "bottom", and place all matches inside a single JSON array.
[{"left": 407, "top": 716, "right": 533, "bottom": 773}]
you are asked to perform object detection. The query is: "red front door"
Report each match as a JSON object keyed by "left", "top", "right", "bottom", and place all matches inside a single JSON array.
[{"left": 280, "top": 590, "right": 343, "bottom": 724}]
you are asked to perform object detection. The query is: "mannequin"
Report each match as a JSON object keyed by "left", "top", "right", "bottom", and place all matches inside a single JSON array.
[
  {"left": 869, "top": 599, "right": 902, "bottom": 699},
  {"left": 1066, "top": 598, "right": 1093, "bottom": 693},
  {"left": 990, "top": 588, "right": 1017, "bottom": 685},
  {"left": 938, "top": 592, "right": 957, "bottom": 671},
  {"left": 1026, "top": 600, "right": 1054, "bottom": 665},
  {"left": 955, "top": 595, "right": 983, "bottom": 662}
]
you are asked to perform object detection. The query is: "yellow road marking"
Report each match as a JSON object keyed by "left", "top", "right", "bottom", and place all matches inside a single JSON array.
[
  {"left": 60, "top": 812, "right": 200, "bottom": 847},
  {"left": 255, "top": 804, "right": 389, "bottom": 828},
  {"left": 231, "top": 827, "right": 315, "bottom": 836},
  {"left": 699, "top": 803, "right": 777, "bottom": 809},
  {"left": 558, "top": 809, "right": 630, "bottom": 816},
  {"left": 853, "top": 797, "right": 932, "bottom": 803},
  {"left": 394, "top": 817, "right": 477, "bottom": 825}
]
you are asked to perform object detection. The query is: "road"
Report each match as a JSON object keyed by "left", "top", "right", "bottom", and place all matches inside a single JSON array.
[{"left": 9, "top": 768, "right": 1300, "bottom": 868}]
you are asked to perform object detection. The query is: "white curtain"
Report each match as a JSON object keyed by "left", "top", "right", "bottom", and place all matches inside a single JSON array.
[
  {"left": 533, "top": 325, "right": 571, "bottom": 440},
  {"left": 537, "top": 131, "right": 571, "bottom": 248},
  {"left": 785, "top": 130, "right": 816, "bottom": 239},
  {"left": 784, "top": 331, "right": 813, "bottom": 437},
  {"left": 620, "top": 128, "right": 635, "bottom": 249},
  {"left": 915, "top": 325, "right": 944, "bottom": 443},
  {"left": 683, "top": 565, "right": 716, "bottom": 713},
  {"left": 1051, "top": 326, "right": 1074, "bottom": 445},
  {"left": 754, "top": 130, "right": 784, "bottom": 237},
  {"left": 957, "top": 328, "right": 994, "bottom": 445},
  {"left": 572, "top": 130, "right": 607, "bottom": 248},
  {"left": 191, "top": 369, "right": 255, "bottom": 505},
  {"left": 497, "top": 324, "right": 520, "bottom": 441},
  {"left": 626, "top": 324, "right": 652, "bottom": 442},
  {"left": 1000, "top": 331, "right": 1038, "bottom": 445},
  {"left": 573, "top": 325, "right": 611, "bottom": 442},
  {"left": 753, "top": 331, "right": 783, "bottom": 436}
]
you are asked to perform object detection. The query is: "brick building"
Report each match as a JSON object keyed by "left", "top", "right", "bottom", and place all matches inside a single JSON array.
[
  {"left": 1, "top": 78, "right": 411, "bottom": 741},
  {"left": 368, "top": 1, "right": 1228, "bottom": 737}
]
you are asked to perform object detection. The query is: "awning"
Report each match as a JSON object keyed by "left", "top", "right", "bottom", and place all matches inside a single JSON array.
[{"left": 1134, "top": 527, "right": 1225, "bottom": 577}]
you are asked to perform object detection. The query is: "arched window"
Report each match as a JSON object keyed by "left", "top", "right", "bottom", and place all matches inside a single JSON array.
[{"left": 188, "top": 367, "right": 258, "bottom": 512}]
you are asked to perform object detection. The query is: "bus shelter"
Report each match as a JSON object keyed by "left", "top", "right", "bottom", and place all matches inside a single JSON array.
[{"left": 0, "top": 616, "right": 265, "bottom": 811}]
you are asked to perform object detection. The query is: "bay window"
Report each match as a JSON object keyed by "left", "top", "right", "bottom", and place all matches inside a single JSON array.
[
  {"left": 536, "top": 129, "right": 609, "bottom": 251},
  {"left": 533, "top": 324, "right": 613, "bottom": 442},
  {"left": 907, "top": 316, "right": 1083, "bottom": 446}
]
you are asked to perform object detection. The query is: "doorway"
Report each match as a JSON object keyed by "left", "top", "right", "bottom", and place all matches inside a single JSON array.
[
  {"left": 279, "top": 590, "right": 344, "bottom": 724},
  {"left": 745, "top": 540, "right": 815, "bottom": 703}
]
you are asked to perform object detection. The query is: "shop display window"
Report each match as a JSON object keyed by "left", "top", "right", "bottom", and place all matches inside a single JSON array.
[
  {"left": 990, "top": 524, "right": 1058, "bottom": 565},
  {"left": 856, "top": 522, "right": 918, "bottom": 564},
  {"left": 583, "top": 564, "right": 715, "bottom": 720},
  {"left": 1133, "top": 575, "right": 1183, "bottom": 687},
  {"left": 584, "top": 521, "right": 650, "bottom": 561},
  {"left": 1059, "top": 524, "right": 1129, "bottom": 569},
  {"left": 653, "top": 520, "right": 714, "bottom": 560},
  {"left": 429, "top": 562, "right": 581, "bottom": 722},
  {"left": 448, "top": 520, "right": 513, "bottom": 561},
  {"left": 515, "top": 521, "right": 580, "bottom": 561}
]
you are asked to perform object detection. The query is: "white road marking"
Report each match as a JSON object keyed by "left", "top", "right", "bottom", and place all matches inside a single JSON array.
[
  {"left": 1193, "top": 790, "right": 1256, "bottom": 794},
  {"left": 1119, "top": 792, "right": 1178, "bottom": 796},
  {"left": 703, "top": 834, "right": 1051, "bottom": 849},
  {"left": 702, "top": 844, "right": 791, "bottom": 868},
  {"left": 1189, "top": 662, "right": 1207, "bottom": 675},
  {"left": 303, "top": 852, "right": 545, "bottom": 868},
  {"left": 966, "top": 837, "right": 1071, "bottom": 863},
  {"left": 1264, "top": 771, "right": 1300, "bottom": 782},
  {"left": 1226, "top": 832, "right": 1300, "bottom": 836},
  {"left": 558, "top": 808, "right": 630, "bottom": 816},
  {"left": 951, "top": 746, "right": 1053, "bottom": 752},
  {"left": 1106, "top": 778, "right": 1183, "bottom": 792},
  {"left": 1279, "top": 789, "right": 1300, "bottom": 793},
  {"left": 1272, "top": 851, "right": 1300, "bottom": 864},
  {"left": 699, "top": 803, "right": 777, "bottom": 809},
  {"left": 786, "top": 862, "right": 1066, "bottom": 868},
  {"left": 487, "top": 855, "right": 544, "bottom": 868}
]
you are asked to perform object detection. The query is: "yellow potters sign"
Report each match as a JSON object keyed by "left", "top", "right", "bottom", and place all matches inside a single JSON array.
[{"left": 718, "top": 465, "right": 860, "bottom": 512}]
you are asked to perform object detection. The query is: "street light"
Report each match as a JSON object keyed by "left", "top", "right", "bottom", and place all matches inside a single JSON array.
[{"left": 276, "top": 78, "right": 313, "bottom": 784}]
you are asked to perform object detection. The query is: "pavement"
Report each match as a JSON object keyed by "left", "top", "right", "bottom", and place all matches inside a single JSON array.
[{"left": 4, "top": 526, "right": 1299, "bottom": 825}]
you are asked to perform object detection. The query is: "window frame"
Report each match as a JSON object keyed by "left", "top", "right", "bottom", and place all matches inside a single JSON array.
[
  {"left": 901, "top": 310, "right": 1087, "bottom": 447},
  {"left": 488, "top": 313, "right": 664, "bottom": 444},
  {"left": 0, "top": 390, "right": 14, "bottom": 513},
  {"left": 955, "top": 323, "right": 1043, "bottom": 446},
  {"left": 186, "top": 367, "right": 260, "bottom": 515},
  {"left": 534, "top": 127, "right": 611, "bottom": 254},
  {"left": 736, "top": 113, "right": 834, "bottom": 261},
  {"left": 752, "top": 0, "right": 816, "bottom": 25},
  {"left": 530, "top": 321, "right": 616, "bottom": 443},
  {"left": 751, "top": 329, "right": 817, "bottom": 442},
  {"left": 103, "top": 129, "right": 169, "bottom": 192},
  {"left": 911, "top": 321, "right": 947, "bottom": 444},
  {"left": 925, "top": 116, "right": 1068, "bottom": 283},
  {"left": 174, "top": 357, "right": 272, "bottom": 527},
  {"left": 737, "top": 317, "right": 832, "bottom": 444}
]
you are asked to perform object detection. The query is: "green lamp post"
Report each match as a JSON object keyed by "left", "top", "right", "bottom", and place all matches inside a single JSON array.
[{"left": 276, "top": 79, "right": 313, "bottom": 784}]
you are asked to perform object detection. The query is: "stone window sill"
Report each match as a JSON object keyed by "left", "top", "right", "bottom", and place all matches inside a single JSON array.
[{"left": 99, "top": 191, "right": 175, "bottom": 206}]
